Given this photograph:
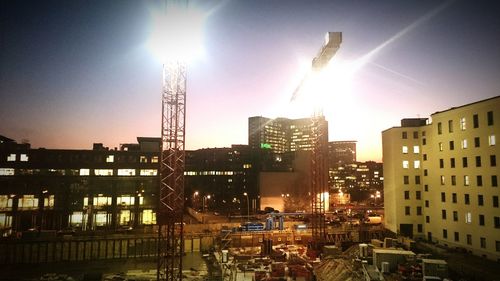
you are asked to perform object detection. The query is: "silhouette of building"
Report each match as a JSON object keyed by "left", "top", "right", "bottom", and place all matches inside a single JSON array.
[{"left": 329, "top": 140, "right": 357, "bottom": 165}]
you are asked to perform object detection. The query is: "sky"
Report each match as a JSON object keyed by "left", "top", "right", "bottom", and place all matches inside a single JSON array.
[{"left": 1, "top": 0, "right": 499, "bottom": 162}]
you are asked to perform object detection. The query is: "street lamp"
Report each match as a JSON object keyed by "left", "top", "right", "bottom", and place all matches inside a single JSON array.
[
  {"left": 203, "top": 195, "right": 211, "bottom": 213},
  {"left": 243, "top": 192, "right": 249, "bottom": 222}
]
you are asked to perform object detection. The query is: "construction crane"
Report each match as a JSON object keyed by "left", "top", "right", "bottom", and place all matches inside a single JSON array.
[{"left": 291, "top": 32, "right": 342, "bottom": 248}]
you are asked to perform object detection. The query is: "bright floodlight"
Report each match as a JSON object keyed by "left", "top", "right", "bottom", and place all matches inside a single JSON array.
[{"left": 148, "top": 4, "right": 206, "bottom": 62}]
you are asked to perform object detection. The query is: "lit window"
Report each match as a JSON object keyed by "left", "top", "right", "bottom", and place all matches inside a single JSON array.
[
  {"left": 20, "top": 154, "right": 29, "bottom": 162},
  {"left": 118, "top": 169, "right": 136, "bottom": 176},
  {"left": 440, "top": 176, "right": 445, "bottom": 185},
  {"left": 119, "top": 210, "right": 131, "bottom": 225},
  {"left": 460, "top": 117, "right": 466, "bottom": 130},
  {"left": 70, "top": 211, "right": 83, "bottom": 227},
  {"left": 0, "top": 195, "right": 13, "bottom": 209},
  {"left": 464, "top": 175, "right": 470, "bottom": 186},
  {"left": 140, "top": 169, "right": 158, "bottom": 176},
  {"left": 79, "top": 169, "right": 90, "bottom": 176},
  {"left": 414, "top": 160, "right": 420, "bottom": 169},
  {"left": 461, "top": 139, "right": 468, "bottom": 149},
  {"left": 106, "top": 155, "right": 114, "bottom": 163},
  {"left": 439, "top": 142, "right": 443, "bottom": 151},
  {"left": 140, "top": 156, "right": 148, "bottom": 163},
  {"left": 94, "top": 169, "right": 113, "bottom": 176},
  {"left": 402, "top": 161, "right": 409, "bottom": 169},
  {"left": 465, "top": 212, "right": 472, "bottom": 224},
  {"left": 243, "top": 164, "right": 252, "bottom": 169},
  {"left": 142, "top": 209, "right": 156, "bottom": 225},
  {"left": 413, "top": 146, "right": 419, "bottom": 154},
  {"left": 117, "top": 196, "right": 135, "bottom": 206},
  {"left": 151, "top": 156, "right": 159, "bottom": 163},
  {"left": 7, "top": 154, "right": 16, "bottom": 161},
  {"left": 44, "top": 195, "right": 55, "bottom": 208},
  {"left": 95, "top": 211, "right": 109, "bottom": 226},
  {"left": 402, "top": 146, "right": 408, "bottom": 154},
  {"left": 18, "top": 195, "right": 38, "bottom": 210},
  {"left": 489, "top": 135, "right": 496, "bottom": 146},
  {"left": 93, "top": 196, "right": 112, "bottom": 207},
  {"left": 0, "top": 168, "right": 15, "bottom": 176}
]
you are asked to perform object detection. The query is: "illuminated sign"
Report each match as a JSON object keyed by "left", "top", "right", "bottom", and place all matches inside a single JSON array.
[{"left": 260, "top": 143, "right": 272, "bottom": 149}]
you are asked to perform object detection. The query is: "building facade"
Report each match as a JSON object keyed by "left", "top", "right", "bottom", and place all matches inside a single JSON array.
[
  {"left": 383, "top": 96, "right": 500, "bottom": 261},
  {"left": 329, "top": 141, "right": 357, "bottom": 165}
]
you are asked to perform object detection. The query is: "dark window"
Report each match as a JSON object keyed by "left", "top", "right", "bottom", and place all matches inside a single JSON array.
[
  {"left": 453, "top": 211, "right": 458, "bottom": 221},
  {"left": 424, "top": 184, "right": 429, "bottom": 192},
  {"left": 417, "top": 224, "right": 423, "bottom": 233},
  {"left": 426, "top": 216, "right": 430, "bottom": 223},
  {"left": 495, "top": 217, "right": 500, "bottom": 228},
  {"left": 452, "top": 193, "right": 457, "bottom": 203},
  {"left": 465, "top": 194, "right": 470, "bottom": 205},
  {"left": 467, "top": 234, "right": 472, "bottom": 245},
  {"left": 493, "top": 196, "right": 499, "bottom": 208},
  {"left": 491, "top": 155, "right": 497, "bottom": 167},
  {"left": 415, "top": 176, "right": 421, "bottom": 185},
  {"left": 441, "top": 192, "right": 446, "bottom": 202},
  {"left": 440, "top": 159, "right": 444, "bottom": 168},
  {"left": 402, "top": 131, "right": 408, "bottom": 139},
  {"left": 451, "top": 175, "right": 456, "bottom": 186},
  {"left": 487, "top": 111, "right": 494, "bottom": 126},
  {"left": 448, "top": 120, "right": 453, "bottom": 132},
  {"left": 450, "top": 158, "right": 455, "bottom": 168},
  {"left": 443, "top": 229, "right": 448, "bottom": 239},
  {"left": 423, "top": 154, "right": 427, "bottom": 161},
  {"left": 449, "top": 141, "right": 454, "bottom": 150},
  {"left": 404, "top": 176, "right": 409, "bottom": 185},
  {"left": 462, "top": 157, "right": 468, "bottom": 168},
  {"left": 480, "top": 237, "right": 486, "bottom": 248},
  {"left": 442, "top": 209, "right": 447, "bottom": 219},
  {"left": 497, "top": 241, "right": 500, "bottom": 251},
  {"left": 413, "top": 131, "right": 419, "bottom": 139},
  {"left": 478, "top": 195, "right": 484, "bottom": 206},
  {"left": 416, "top": 191, "right": 421, "bottom": 200},
  {"left": 475, "top": 137, "right": 480, "bottom": 147},
  {"left": 425, "top": 200, "right": 429, "bottom": 207},
  {"left": 493, "top": 175, "right": 498, "bottom": 187},
  {"left": 437, "top": 123, "right": 442, "bottom": 135},
  {"left": 473, "top": 114, "right": 479, "bottom": 128},
  {"left": 424, "top": 169, "right": 428, "bottom": 176},
  {"left": 417, "top": 206, "right": 422, "bottom": 215},
  {"left": 476, "top": 156, "right": 482, "bottom": 167},
  {"left": 479, "top": 214, "right": 485, "bottom": 226},
  {"left": 422, "top": 138, "right": 426, "bottom": 145},
  {"left": 404, "top": 191, "right": 410, "bottom": 200},
  {"left": 477, "top": 175, "right": 483, "bottom": 187},
  {"left": 405, "top": 206, "right": 410, "bottom": 215},
  {"left": 454, "top": 231, "right": 459, "bottom": 242}
]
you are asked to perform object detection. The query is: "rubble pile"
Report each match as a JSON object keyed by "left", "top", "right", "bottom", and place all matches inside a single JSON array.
[{"left": 314, "top": 258, "right": 364, "bottom": 281}]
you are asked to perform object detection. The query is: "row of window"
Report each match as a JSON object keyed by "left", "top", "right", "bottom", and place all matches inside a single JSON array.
[
  {"left": 438, "top": 136, "right": 497, "bottom": 152},
  {"left": 441, "top": 230, "right": 500, "bottom": 251},
  {"left": 437, "top": 111, "right": 495, "bottom": 135},
  {"left": 439, "top": 174, "right": 498, "bottom": 187},
  {"left": 439, "top": 155, "right": 497, "bottom": 168},
  {"left": 0, "top": 168, "right": 158, "bottom": 176},
  {"left": 5, "top": 154, "right": 159, "bottom": 164},
  {"left": 437, "top": 193, "right": 499, "bottom": 207}
]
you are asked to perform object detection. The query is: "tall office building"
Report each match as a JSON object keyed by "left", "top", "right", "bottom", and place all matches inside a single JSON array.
[
  {"left": 329, "top": 141, "right": 357, "bottom": 165},
  {"left": 248, "top": 116, "right": 328, "bottom": 154},
  {"left": 383, "top": 96, "right": 499, "bottom": 261}
]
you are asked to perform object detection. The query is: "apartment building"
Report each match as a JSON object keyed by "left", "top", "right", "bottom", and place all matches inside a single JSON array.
[{"left": 383, "top": 96, "right": 500, "bottom": 261}]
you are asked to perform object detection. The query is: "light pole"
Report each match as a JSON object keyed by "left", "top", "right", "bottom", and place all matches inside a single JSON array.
[
  {"left": 243, "top": 192, "right": 249, "bottom": 222},
  {"left": 203, "top": 195, "right": 210, "bottom": 213}
]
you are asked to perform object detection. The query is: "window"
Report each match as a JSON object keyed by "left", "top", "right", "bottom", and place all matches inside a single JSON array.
[
  {"left": 475, "top": 156, "right": 481, "bottom": 167},
  {"left": 402, "top": 131, "right": 408, "bottom": 139},
  {"left": 480, "top": 237, "right": 486, "bottom": 248},
  {"left": 490, "top": 135, "right": 497, "bottom": 146},
  {"left": 425, "top": 184, "right": 429, "bottom": 192},
  {"left": 442, "top": 209, "right": 447, "bottom": 219},
  {"left": 422, "top": 138, "right": 427, "bottom": 145},
  {"left": 443, "top": 229, "right": 448, "bottom": 239},
  {"left": 424, "top": 169, "right": 428, "bottom": 176},
  {"left": 94, "top": 169, "right": 113, "bottom": 176},
  {"left": 439, "top": 142, "right": 443, "bottom": 151},
  {"left": 460, "top": 117, "right": 466, "bottom": 130},
  {"left": 440, "top": 175, "right": 445, "bottom": 185},
  {"left": 441, "top": 192, "right": 446, "bottom": 202},
  {"left": 493, "top": 175, "right": 498, "bottom": 187},
  {"left": 425, "top": 200, "right": 429, "bottom": 207},
  {"left": 416, "top": 191, "right": 421, "bottom": 200},
  {"left": 452, "top": 193, "right": 457, "bottom": 203},
  {"left": 7, "top": 154, "right": 16, "bottom": 161},
  {"left": 450, "top": 158, "right": 455, "bottom": 168},
  {"left": 479, "top": 214, "right": 485, "bottom": 226},
  {"left": 449, "top": 141, "right": 454, "bottom": 150},
  {"left": 462, "top": 157, "right": 468, "bottom": 168},
  {"left": 451, "top": 175, "right": 456, "bottom": 186},
  {"left": 402, "top": 146, "right": 408, "bottom": 154},
  {"left": 467, "top": 234, "right": 472, "bottom": 245},
  {"left": 453, "top": 211, "right": 458, "bottom": 222},
  {"left": 403, "top": 160, "right": 409, "bottom": 169},
  {"left": 151, "top": 156, "right": 159, "bottom": 163},
  {"left": 117, "top": 169, "right": 136, "bottom": 176},
  {"left": 448, "top": 120, "right": 453, "bottom": 132},
  {"left": 404, "top": 191, "right": 410, "bottom": 200},
  {"left": 477, "top": 175, "right": 483, "bottom": 187},
  {"left": 474, "top": 137, "right": 480, "bottom": 147},
  {"left": 473, "top": 114, "right": 479, "bottom": 128},
  {"left": 405, "top": 206, "right": 410, "bottom": 215},
  {"left": 0, "top": 168, "right": 15, "bottom": 176},
  {"left": 487, "top": 111, "right": 494, "bottom": 126},
  {"left": 454, "top": 232, "right": 460, "bottom": 242},
  {"left": 105, "top": 155, "right": 114, "bottom": 163},
  {"left": 495, "top": 217, "right": 500, "bottom": 229},
  {"left": 437, "top": 123, "right": 442, "bottom": 134},
  {"left": 417, "top": 224, "right": 423, "bottom": 233},
  {"left": 465, "top": 194, "right": 470, "bottom": 205},
  {"left": 415, "top": 175, "right": 421, "bottom": 184},
  {"left": 423, "top": 154, "right": 427, "bottom": 161},
  {"left": 20, "top": 154, "right": 28, "bottom": 162},
  {"left": 426, "top": 216, "right": 430, "bottom": 223},
  {"left": 465, "top": 212, "right": 472, "bottom": 224},
  {"left": 493, "top": 196, "right": 499, "bottom": 208},
  {"left": 461, "top": 139, "right": 468, "bottom": 149},
  {"left": 403, "top": 175, "right": 409, "bottom": 184},
  {"left": 414, "top": 160, "right": 420, "bottom": 169},
  {"left": 413, "top": 146, "right": 420, "bottom": 154},
  {"left": 140, "top": 156, "right": 148, "bottom": 163},
  {"left": 79, "top": 169, "right": 90, "bottom": 176},
  {"left": 464, "top": 175, "right": 470, "bottom": 186},
  {"left": 413, "top": 131, "right": 419, "bottom": 139},
  {"left": 491, "top": 155, "right": 497, "bottom": 167},
  {"left": 140, "top": 169, "right": 158, "bottom": 176},
  {"left": 439, "top": 159, "right": 444, "bottom": 168},
  {"left": 417, "top": 206, "right": 422, "bottom": 215},
  {"left": 478, "top": 195, "right": 484, "bottom": 206}
]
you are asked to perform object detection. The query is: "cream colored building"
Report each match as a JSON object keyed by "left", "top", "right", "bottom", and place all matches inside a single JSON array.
[{"left": 383, "top": 96, "right": 499, "bottom": 261}]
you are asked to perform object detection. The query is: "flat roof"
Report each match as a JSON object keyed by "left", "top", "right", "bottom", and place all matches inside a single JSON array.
[
  {"left": 422, "top": 259, "right": 447, "bottom": 264},
  {"left": 431, "top": 95, "right": 499, "bottom": 116},
  {"left": 373, "top": 249, "right": 415, "bottom": 255}
]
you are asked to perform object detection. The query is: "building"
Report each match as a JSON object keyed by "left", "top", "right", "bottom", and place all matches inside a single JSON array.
[
  {"left": 329, "top": 140, "right": 357, "bottom": 165},
  {"left": 329, "top": 161, "right": 383, "bottom": 203},
  {"left": 382, "top": 96, "right": 499, "bottom": 261},
  {"left": 248, "top": 116, "right": 328, "bottom": 154},
  {"left": 0, "top": 136, "right": 160, "bottom": 235}
]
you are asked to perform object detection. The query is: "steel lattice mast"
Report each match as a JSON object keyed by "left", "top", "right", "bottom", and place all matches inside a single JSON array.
[{"left": 157, "top": 61, "right": 186, "bottom": 281}]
